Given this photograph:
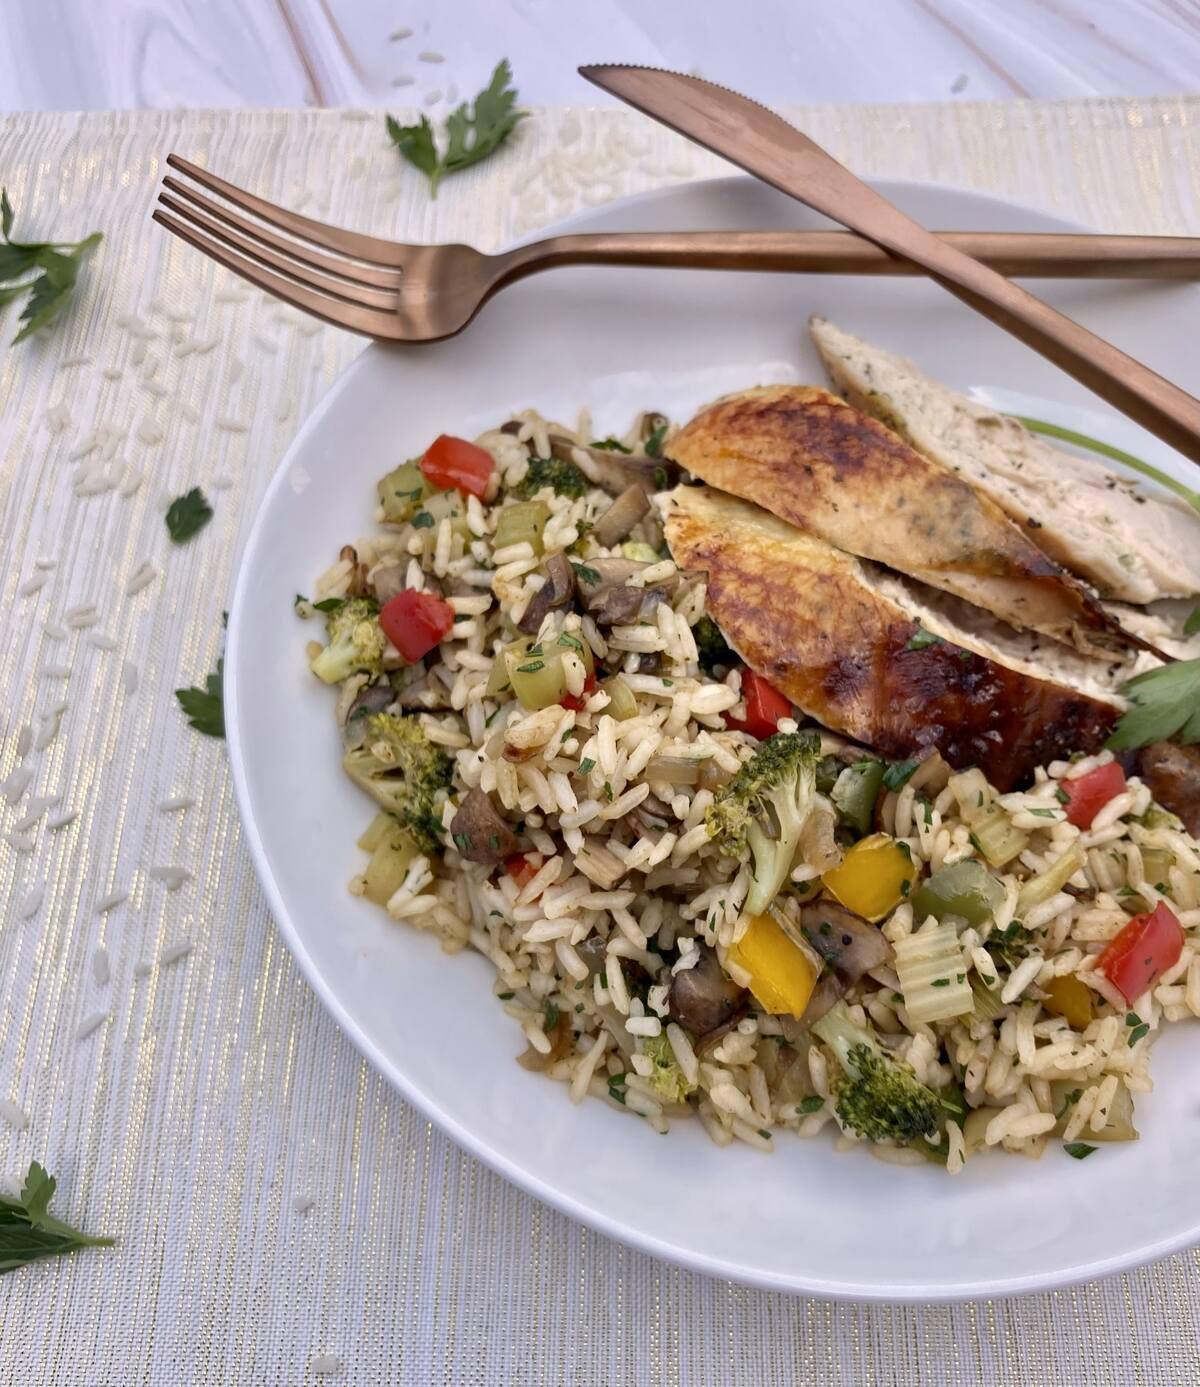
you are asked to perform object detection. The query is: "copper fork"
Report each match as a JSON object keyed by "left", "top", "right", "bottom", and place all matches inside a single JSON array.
[{"left": 152, "top": 155, "right": 1200, "bottom": 344}]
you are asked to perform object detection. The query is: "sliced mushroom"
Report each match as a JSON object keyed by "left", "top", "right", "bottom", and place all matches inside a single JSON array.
[
  {"left": 799, "top": 901, "right": 891, "bottom": 982},
  {"left": 343, "top": 681, "right": 396, "bottom": 741},
  {"left": 340, "top": 544, "right": 369, "bottom": 598},
  {"left": 575, "top": 557, "right": 675, "bottom": 627},
  {"left": 371, "top": 563, "right": 408, "bottom": 604},
  {"left": 449, "top": 787, "right": 519, "bottom": 864},
  {"left": 1137, "top": 741, "right": 1200, "bottom": 836},
  {"left": 591, "top": 484, "right": 651, "bottom": 549},
  {"left": 667, "top": 946, "right": 746, "bottom": 1038},
  {"left": 516, "top": 551, "right": 577, "bottom": 636},
  {"left": 549, "top": 432, "right": 681, "bottom": 495}
]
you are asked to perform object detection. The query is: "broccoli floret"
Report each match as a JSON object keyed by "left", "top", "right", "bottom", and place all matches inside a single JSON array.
[
  {"left": 812, "top": 1001, "right": 941, "bottom": 1145},
  {"left": 341, "top": 713, "right": 452, "bottom": 853},
  {"left": 705, "top": 730, "right": 820, "bottom": 916},
  {"left": 692, "top": 614, "right": 734, "bottom": 673},
  {"left": 516, "top": 456, "right": 588, "bottom": 499},
  {"left": 309, "top": 597, "right": 385, "bottom": 685},
  {"left": 641, "top": 1032, "right": 696, "bottom": 1104}
]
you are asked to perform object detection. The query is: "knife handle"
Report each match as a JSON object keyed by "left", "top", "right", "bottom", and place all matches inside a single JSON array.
[{"left": 759, "top": 145, "right": 1200, "bottom": 466}]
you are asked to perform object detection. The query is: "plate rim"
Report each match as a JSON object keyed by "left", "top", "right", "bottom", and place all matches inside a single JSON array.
[{"left": 225, "top": 174, "right": 1199, "bottom": 1301}]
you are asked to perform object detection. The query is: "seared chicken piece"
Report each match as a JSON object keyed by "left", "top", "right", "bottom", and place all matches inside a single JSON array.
[
  {"left": 811, "top": 317, "right": 1200, "bottom": 604},
  {"left": 665, "top": 486, "right": 1122, "bottom": 790},
  {"left": 668, "top": 384, "right": 1133, "bottom": 657}
]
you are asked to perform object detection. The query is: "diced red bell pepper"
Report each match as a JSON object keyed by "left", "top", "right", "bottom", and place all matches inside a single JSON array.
[
  {"left": 379, "top": 589, "right": 455, "bottom": 662},
  {"left": 1097, "top": 901, "right": 1184, "bottom": 1004},
  {"left": 504, "top": 853, "right": 538, "bottom": 889},
  {"left": 725, "top": 669, "right": 792, "bottom": 739},
  {"left": 1061, "top": 761, "right": 1127, "bottom": 829},
  {"left": 559, "top": 672, "right": 597, "bottom": 712},
  {"left": 420, "top": 434, "right": 494, "bottom": 498}
]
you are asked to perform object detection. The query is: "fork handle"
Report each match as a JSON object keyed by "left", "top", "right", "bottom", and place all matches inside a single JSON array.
[{"left": 504, "top": 230, "right": 1200, "bottom": 279}]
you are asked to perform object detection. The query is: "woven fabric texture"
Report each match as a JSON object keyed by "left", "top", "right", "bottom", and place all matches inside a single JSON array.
[{"left": 1, "top": 97, "right": 1199, "bottom": 1386}]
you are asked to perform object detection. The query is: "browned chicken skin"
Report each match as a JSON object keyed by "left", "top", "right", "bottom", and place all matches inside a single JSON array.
[
  {"left": 667, "top": 385, "right": 1141, "bottom": 659},
  {"left": 666, "top": 486, "right": 1119, "bottom": 791}
]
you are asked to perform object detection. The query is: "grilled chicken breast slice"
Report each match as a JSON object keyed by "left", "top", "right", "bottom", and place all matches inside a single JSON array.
[
  {"left": 668, "top": 384, "right": 1133, "bottom": 657},
  {"left": 665, "top": 486, "right": 1122, "bottom": 790},
  {"left": 811, "top": 317, "right": 1200, "bottom": 605}
]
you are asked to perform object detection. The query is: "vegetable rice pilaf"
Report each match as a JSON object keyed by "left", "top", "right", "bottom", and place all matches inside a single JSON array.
[{"left": 300, "top": 406, "right": 1200, "bottom": 1172}]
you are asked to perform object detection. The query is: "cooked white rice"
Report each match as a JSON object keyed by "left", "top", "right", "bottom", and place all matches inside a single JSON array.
[{"left": 308, "top": 409, "right": 1200, "bottom": 1169}]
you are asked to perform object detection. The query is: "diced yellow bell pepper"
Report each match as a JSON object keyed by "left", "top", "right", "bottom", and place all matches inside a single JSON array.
[
  {"left": 822, "top": 833, "right": 918, "bottom": 922},
  {"left": 1042, "top": 974, "right": 1094, "bottom": 1030},
  {"left": 726, "top": 913, "right": 818, "bottom": 1017}
]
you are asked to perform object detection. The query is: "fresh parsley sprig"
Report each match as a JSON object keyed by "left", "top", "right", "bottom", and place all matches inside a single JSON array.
[
  {"left": 0, "top": 1161, "right": 113, "bottom": 1276},
  {"left": 165, "top": 487, "right": 213, "bottom": 544},
  {"left": 1106, "top": 657, "right": 1200, "bottom": 751},
  {"left": 176, "top": 658, "right": 224, "bottom": 738},
  {"left": 0, "top": 190, "right": 102, "bottom": 345},
  {"left": 387, "top": 59, "right": 525, "bottom": 196}
]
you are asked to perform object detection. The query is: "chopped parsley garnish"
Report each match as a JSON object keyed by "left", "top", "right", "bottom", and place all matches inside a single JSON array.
[
  {"left": 411, "top": 510, "right": 435, "bottom": 529},
  {"left": 543, "top": 1001, "right": 560, "bottom": 1030},
  {"left": 175, "top": 659, "right": 224, "bottom": 738},
  {"left": 386, "top": 59, "right": 525, "bottom": 198},
  {"left": 1054, "top": 787, "right": 1070, "bottom": 804},
  {"left": 311, "top": 596, "right": 346, "bottom": 613},
  {"left": 905, "top": 627, "right": 943, "bottom": 651},
  {"left": 1056, "top": 1088, "right": 1083, "bottom": 1117},
  {"left": 0, "top": 1160, "right": 113, "bottom": 1275},
  {"left": 578, "top": 757, "right": 596, "bottom": 775},
  {"left": 571, "top": 562, "right": 601, "bottom": 586},
  {"left": 165, "top": 487, "right": 213, "bottom": 544},
  {"left": 645, "top": 422, "right": 669, "bottom": 457},
  {"left": 1107, "top": 657, "right": 1200, "bottom": 751},
  {"left": 497, "top": 991, "right": 514, "bottom": 1000},
  {"left": 607, "top": 1074, "right": 628, "bottom": 1105},
  {"left": 1026, "top": 807, "right": 1058, "bottom": 818},
  {"left": 516, "top": 660, "right": 545, "bottom": 673},
  {"left": 881, "top": 757, "right": 920, "bottom": 790},
  {"left": 796, "top": 1096, "right": 824, "bottom": 1115},
  {"left": 590, "top": 437, "right": 631, "bottom": 454},
  {"left": 1064, "top": 1141, "right": 1098, "bottom": 1160}
]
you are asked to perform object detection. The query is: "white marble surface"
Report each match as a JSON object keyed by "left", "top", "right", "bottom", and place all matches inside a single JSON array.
[{"left": 2, "top": 0, "right": 1199, "bottom": 113}]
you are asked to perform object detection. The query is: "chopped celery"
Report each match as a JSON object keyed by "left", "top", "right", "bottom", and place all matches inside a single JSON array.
[
  {"left": 1140, "top": 846, "right": 1174, "bottom": 887},
  {"left": 1016, "top": 843, "right": 1085, "bottom": 914},
  {"left": 362, "top": 826, "right": 420, "bottom": 905},
  {"left": 485, "top": 639, "right": 527, "bottom": 697},
  {"left": 601, "top": 675, "right": 638, "bottom": 720},
  {"left": 911, "top": 859, "right": 1004, "bottom": 928},
  {"left": 421, "top": 489, "right": 472, "bottom": 540},
  {"left": 378, "top": 460, "right": 430, "bottom": 523},
  {"left": 893, "top": 921, "right": 973, "bottom": 1023},
  {"left": 831, "top": 759, "right": 885, "bottom": 836},
  {"left": 494, "top": 500, "right": 550, "bottom": 554},
  {"left": 1050, "top": 1080, "right": 1137, "bottom": 1142},
  {"left": 968, "top": 808, "right": 1030, "bottom": 868},
  {"left": 970, "top": 974, "right": 1005, "bottom": 1023},
  {"left": 511, "top": 644, "right": 569, "bottom": 709},
  {"left": 357, "top": 811, "right": 397, "bottom": 853}
]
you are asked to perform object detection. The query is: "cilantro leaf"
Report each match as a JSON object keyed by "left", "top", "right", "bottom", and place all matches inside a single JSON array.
[
  {"left": 0, "top": 189, "right": 102, "bottom": 345},
  {"left": 386, "top": 60, "right": 525, "bottom": 197},
  {"left": 165, "top": 487, "right": 213, "bottom": 544},
  {"left": 1106, "top": 657, "right": 1200, "bottom": 750},
  {"left": 175, "top": 658, "right": 224, "bottom": 738},
  {"left": 0, "top": 1161, "right": 113, "bottom": 1276}
]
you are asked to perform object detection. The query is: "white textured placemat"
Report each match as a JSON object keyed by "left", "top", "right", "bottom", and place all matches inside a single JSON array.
[{"left": 2, "top": 97, "right": 1200, "bottom": 1386}]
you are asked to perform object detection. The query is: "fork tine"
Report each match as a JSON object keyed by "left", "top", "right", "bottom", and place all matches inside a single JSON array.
[
  {"left": 161, "top": 176, "right": 403, "bottom": 291},
  {"left": 152, "top": 209, "right": 408, "bottom": 340},
  {"left": 157, "top": 191, "right": 400, "bottom": 312},
  {"left": 166, "top": 153, "right": 408, "bottom": 267}
]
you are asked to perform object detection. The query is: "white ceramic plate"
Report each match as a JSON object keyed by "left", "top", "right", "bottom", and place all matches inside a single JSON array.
[{"left": 226, "top": 177, "right": 1200, "bottom": 1300}]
